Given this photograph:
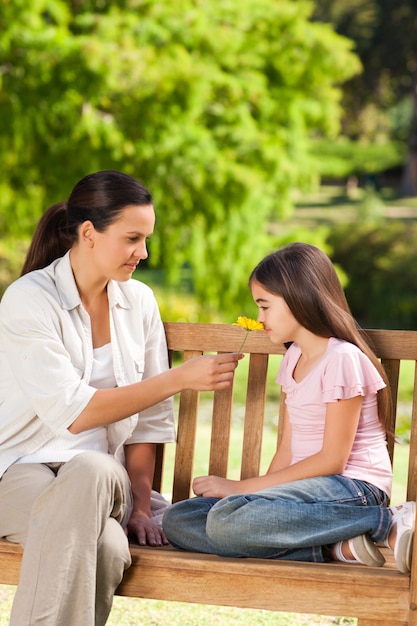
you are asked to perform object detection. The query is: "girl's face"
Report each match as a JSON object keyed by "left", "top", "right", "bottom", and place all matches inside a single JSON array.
[
  {"left": 251, "top": 279, "right": 301, "bottom": 345},
  {"left": 89, "top": 204, "right": 155, "bottom": 282}
]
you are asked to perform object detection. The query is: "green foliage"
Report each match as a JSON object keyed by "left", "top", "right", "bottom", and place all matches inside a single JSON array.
[
  {"left": 327, "top": 220, "right": 417, "bottom": 329},
  {"left": 0, "top": 237, "right": 30, "bottom": 295},
  {"left": 310, "top": 138, "right": 406, "bottom": 178},
  {"left": 0, "top": 0, "right": 360, "bottom": 308},
  {"left": 313, "top": 0, "right": 417, "bottom": 140},
  {"left": 312, "top": 0, "right": 417, "bottom": 196}
]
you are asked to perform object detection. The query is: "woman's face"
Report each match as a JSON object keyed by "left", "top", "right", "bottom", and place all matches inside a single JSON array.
[
  {"left": 89, "top": 204, "right": 155, "bottom": 282},
  {"left": 251, "top": 279, "right": 301, "bottom": 345}
]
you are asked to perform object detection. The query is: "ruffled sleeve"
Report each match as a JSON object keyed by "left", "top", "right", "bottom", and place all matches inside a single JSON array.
[{"left": 321, "top": 339, "right": 385, "bottom": 403}]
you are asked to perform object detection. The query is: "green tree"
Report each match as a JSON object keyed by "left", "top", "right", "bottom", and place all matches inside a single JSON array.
[
  {"left": 312, "top": 0, "right": 417, "bottom": 194},
  {"left": 0, "top": 0, "right": 360, "bottom": 310},
  {"left": 327, "top": 221, "right": 417, "bottom": 329}
]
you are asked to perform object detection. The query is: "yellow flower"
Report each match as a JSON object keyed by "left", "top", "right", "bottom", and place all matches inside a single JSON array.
[
  {"left": 234, "top": 316, "right": 264, "bottom": 331},
  {"left": 233, "top": 316, "right": 264, "bottom": 351}
]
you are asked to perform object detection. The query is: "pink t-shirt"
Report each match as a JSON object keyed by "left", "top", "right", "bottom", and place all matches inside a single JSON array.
[{"left": 277, "top": 338, "right": 392, "bottom": 496}]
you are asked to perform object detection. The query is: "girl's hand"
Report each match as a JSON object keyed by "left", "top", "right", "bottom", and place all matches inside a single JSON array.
[
  {"left": 127, "top": 511, "right": 169, "bottom": 547},
  {"left": 192, "top": 475, "right": 241, "bottom": 498},
  {"left": 180, "top": 353, "right": 244, "bottom": 392}
]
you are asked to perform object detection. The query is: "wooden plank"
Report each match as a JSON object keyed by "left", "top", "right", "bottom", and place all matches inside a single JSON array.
[
  {"left": 152, "top": 443, "right": 165, "bottom": 493},
  {"left": 363, "top": 329, "right": 417, "bottom": 360},
  {"left": 1, "top": 536, "right": 409, "bottom": 625},
  {"left": 163, "top": 323, "right": 417, "bottom": 360},
  {"left": 0, "top": 539, "right": 21, "bottom": 585},
  {"left": 277, "top": 391, "right": 286, "bottom": 447},
  {"left": 0, "top": 538, "right": 409, "bottom": 625},
  {"left": 209, "top": 385, "right": 234, "bottom": 477},
  {"left": 382, "top": 358, "right": 400, "bottom": 463},
  {"left": 407, "top": 362, "right": 417, "bottom": 503},
  {"left": 117, "top": 545, "right": 410, "bottom": 622},
  {"left": 240, "top": 353, "right": 268, "bottom": 479},
  {"left": 171, "top": 349, "right": 201, "bottom": 503},
  {"left": 408, "top": 523, "right": 417, "bottom": 626},
  {"left": 164, "top": 322, "right": 286, "bottom": 355}
]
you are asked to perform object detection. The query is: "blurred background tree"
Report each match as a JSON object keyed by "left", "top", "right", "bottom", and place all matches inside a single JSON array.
[
  {"left": 0, "top": 0, "right": 359, "bottom": 313},
  {"left": 0, "top": 0, "right": 416, "bottom": 327},
  {"left": 311, "top": 0, "right": 417, "bottom": 194}
]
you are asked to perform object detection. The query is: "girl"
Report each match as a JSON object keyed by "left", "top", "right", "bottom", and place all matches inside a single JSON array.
[
  {"left": 163, "top": 242, "right": 415, "bottom": 572},
  {"left": 0, "top": 170, "right": 242, "bottom": 626}
]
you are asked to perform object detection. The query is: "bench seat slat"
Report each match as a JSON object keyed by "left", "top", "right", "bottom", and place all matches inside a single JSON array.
[{"left": 117, "top": 545, "right": 410, "bottom": 623}]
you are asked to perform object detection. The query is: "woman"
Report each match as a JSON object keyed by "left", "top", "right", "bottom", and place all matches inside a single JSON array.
[
  {"left": 0, "top": 170, "right": 242, "bottom": 625},
  {"left": 163, "top": 242, "right": 415, "bottom": 573}
]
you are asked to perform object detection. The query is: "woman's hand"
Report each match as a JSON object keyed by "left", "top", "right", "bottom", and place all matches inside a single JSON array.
[
  {"left": 180, "top": 352, "right": 244, "bottom": 392},
  {"left": 127, "top": 510, "right": 169, "bottom": 547},
  {"left": 192, "top": 475, "right": 241, "bottom": 498}
]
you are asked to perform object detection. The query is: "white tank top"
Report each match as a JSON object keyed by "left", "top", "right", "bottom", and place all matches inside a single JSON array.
[{"left": 16, "top": 343, "right": 116, "bottom": 464}]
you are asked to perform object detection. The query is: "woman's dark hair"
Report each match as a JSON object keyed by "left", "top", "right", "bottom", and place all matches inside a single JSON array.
[
  {"left": 21, "top": 170, "right": 152, "bottom": 275},
  {"left": 250, "top": 242, "right": 392, "bottom": 435}
]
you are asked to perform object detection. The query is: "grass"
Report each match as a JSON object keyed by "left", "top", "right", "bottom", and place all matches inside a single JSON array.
[
  {"left": 106, "top": 601, "right": 357, "bottom": 625},
  {"left": 0, "top": 585, "right": 358, "bottom": 625}
]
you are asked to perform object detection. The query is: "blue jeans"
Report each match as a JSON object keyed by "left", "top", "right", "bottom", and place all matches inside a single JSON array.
[{"left": 162, "top": 475, "right": 390, "bottom": 562}]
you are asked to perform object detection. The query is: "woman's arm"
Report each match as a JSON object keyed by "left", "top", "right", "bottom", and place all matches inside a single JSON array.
[
  {"left": 1, "top": 283, "right": 243, "bottom": 435},
  {"left": 125, "top": 442, "right": 168, "bottom": 546},
  {"left": 69, "top": 352, "right": 243, "bottom": 433},
  {"left": 192, "top": 395, "right": 363, "bottom": 498}
]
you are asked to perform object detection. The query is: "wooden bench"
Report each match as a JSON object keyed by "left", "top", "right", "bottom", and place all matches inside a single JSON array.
[{"left": 1, "top": 322, "right": 417, "bottom": 625}]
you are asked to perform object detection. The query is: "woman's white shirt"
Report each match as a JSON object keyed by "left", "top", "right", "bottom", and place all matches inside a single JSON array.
[
  {"left": 0, "top": 251, "right": 175, "bottom": 478},
  {"left": 15, "top": 343, "right": 115, "bottom": 464}
]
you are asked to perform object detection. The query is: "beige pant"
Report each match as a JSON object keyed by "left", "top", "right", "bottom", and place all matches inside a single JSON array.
[{"left": 0, "top": 452, "right": 133, "bottom": 626}]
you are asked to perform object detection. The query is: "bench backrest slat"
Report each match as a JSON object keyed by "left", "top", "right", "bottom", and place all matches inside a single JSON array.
[
  {"left": 209, "top": 386, "right": 233, "bottom": 476},
  {"left": 407, "top": 362, "right": 417, "bottom": 502},
  {"left": 241, "top": 353, "right": 269, "bottom": 479},
  {"left": 378, "top": 358, "right": 400, "bottom": 464},
  {"left": 171, "top": 348, "right": 202, "bottom": 502}
]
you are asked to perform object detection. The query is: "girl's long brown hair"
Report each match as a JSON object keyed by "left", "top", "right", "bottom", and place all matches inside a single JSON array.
[{"left": 250, "top": 242, "right": 392, "bottom": 437}]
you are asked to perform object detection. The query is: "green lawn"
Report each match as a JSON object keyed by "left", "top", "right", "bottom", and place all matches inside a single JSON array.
[{"left": 0, "top": 584, "right": 358, "bottom": 625}]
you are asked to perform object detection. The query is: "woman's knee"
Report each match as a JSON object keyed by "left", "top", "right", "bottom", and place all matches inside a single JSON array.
[
  {"left": 0, "top": 463, "right": 56, "bottom": 545},
  {"left": 98, "top": 518, "right": 131, "bottom": 574},
  {"left": 57, "top": 453, "right": 132, "bottom": 523},
  {"left": 64, "top": 451, "right": 120, "bottom": 479},
  {"left": 62, "top": 452, "right": 129, "bottom": 494}
]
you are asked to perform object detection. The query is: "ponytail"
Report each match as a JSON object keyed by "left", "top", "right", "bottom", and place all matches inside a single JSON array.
[{"left": 21, "top": 202, "right": 74, "bottom": 275}]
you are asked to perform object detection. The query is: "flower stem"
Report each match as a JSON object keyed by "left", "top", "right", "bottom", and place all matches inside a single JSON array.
[{"left": 237, "top": 329, "right": 249, "bottom": 353}]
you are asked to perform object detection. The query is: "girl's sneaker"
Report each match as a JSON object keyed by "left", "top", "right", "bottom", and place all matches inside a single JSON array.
[
  {"left": 334, "top": 534, "right": 385, "bottom": 566},
  {"left": 386, "top": 501, "right": 416, "bottom": 574}
]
